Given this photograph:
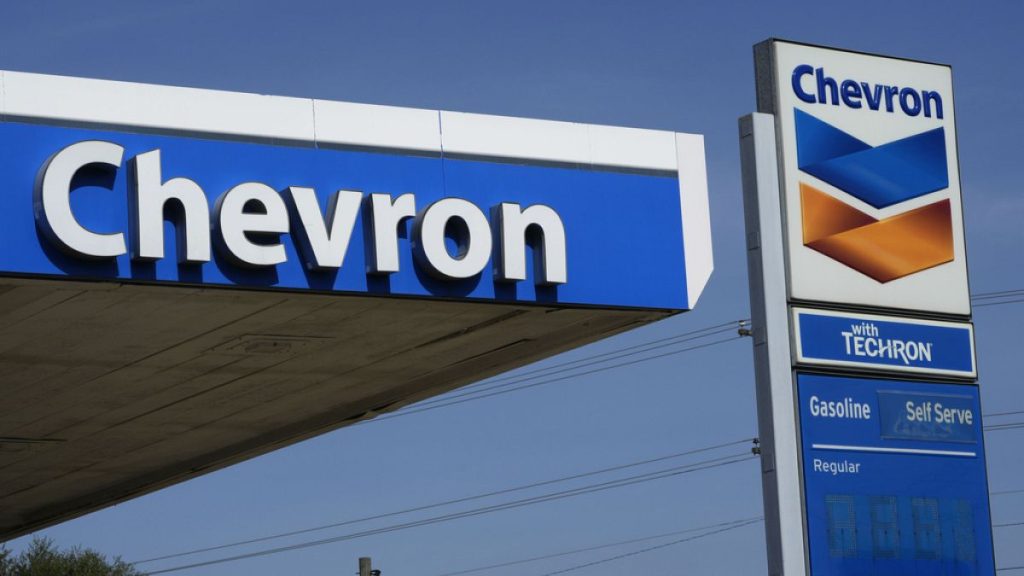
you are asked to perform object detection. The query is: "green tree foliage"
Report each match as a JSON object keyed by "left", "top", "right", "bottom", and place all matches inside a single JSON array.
[{"left": 0, "top": 537, "right": 143, "bottom": 576}]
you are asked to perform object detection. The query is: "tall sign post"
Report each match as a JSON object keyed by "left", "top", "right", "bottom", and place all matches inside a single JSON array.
[{"left": 741, "top": 39, "right": 995, "bottom": 575}]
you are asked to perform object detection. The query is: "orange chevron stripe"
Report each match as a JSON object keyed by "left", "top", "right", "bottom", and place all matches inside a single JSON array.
[{"left": 800, "top": 183, "right": 954, "bottom": 283}]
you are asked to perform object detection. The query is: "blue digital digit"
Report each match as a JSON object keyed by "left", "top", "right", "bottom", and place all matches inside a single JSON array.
[
  {"left": 912, "top": 497, "right": 942, "bottom": 559},
  {"left": 826, "top": 495, "right": 858, "bottom": 557},
  {"left": 870, "top": 496, "right": 900, "bottom": 559},
  {"left": 954, "top": 500, "right": 976, "bottom": 562}
]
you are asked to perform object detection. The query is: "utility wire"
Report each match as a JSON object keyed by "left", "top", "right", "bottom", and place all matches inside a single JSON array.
[
  {"left": 985, "top": 421, "right": 1024, "bottom": 433},
  {"left": 409, "top": 320, "right": 746, "bottom": 409},
  {"left": 401, "top": 326, "right": 739, "bottom": 414},
  {"left": 973, "top": 296, "right": 1024, "bottom": 304},
  {"left": 975, "top": 298, "right": 1024, "bottom": 309},
  {"left": 141, "top": 454, "right": 757, "bottom": 574},
  {"left": 971, "top": 288, "right": 1024, "bottom": 300},
  {"left": 447, "top": 320, "right": 745, "bottom": 387},
  {"left": 969, "top": 288, "right": 1024, "bottom": 308},
  {"left": 992, "top": 488, "right": 1024, "bottom": 497},
  {"left": 982, "top": 410, "right": 1024, "bottom": 433},
  {"left": 537, "top": 518, "right": 763, "bottom": 575},
  {"left": 995, "top": 520, "right": 1024, "bottom": 529},
  {"left": 411, "top": 317, "right": 749, "bottom": 403},
  {"left": 404, "top": 325, "right": 739, "bottom": 410},
  {"left": 999, "top": 566, "right": 1024, "bottom": 572},
  {"left": 986, "top": 409, "right": 1024, "bottom": 418},
  {"left": 433, "top": 516, "right": 763, "bottom": 576},
  {"left": 134, "top": 438, "right": 752, "bottom": 565},
  {"left": 368, "top": 334, "right": 744, "bottom": 424}
]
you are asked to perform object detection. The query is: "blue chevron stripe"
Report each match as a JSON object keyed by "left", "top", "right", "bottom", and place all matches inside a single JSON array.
[{"left": 795, "top": 109, "right": 949, "bottom": 209}]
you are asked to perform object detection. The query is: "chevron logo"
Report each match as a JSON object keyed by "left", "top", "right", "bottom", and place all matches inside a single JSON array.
[{"left": 795, "top": 110, "right": 954, "bottom": 282}]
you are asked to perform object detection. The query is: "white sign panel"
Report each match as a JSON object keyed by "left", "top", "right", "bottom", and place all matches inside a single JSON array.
[{"left": 757, "top": 41, "right": 970, "bottom": 315}]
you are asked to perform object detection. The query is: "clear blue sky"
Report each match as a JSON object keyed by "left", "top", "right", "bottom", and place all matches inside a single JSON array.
[{"left": 3, "top": 1, "right": 1023, "bottom": 574}]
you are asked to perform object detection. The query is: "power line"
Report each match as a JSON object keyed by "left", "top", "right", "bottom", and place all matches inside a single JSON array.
[
  {"left": 398, "top": 326, "right": 740, "bottom": 415},
  {"left": 368, "top": 334, "right": 745, "bottom": 424},
  {"left": 142, "top": 454, "right": 758, "bottom": 574},
  {"left": 974, "top": 297, "right": 1024, "bottom": 309},
  {"left": 986, "top": 409, "right": 1024, "bottom": 418},
  {"left": 408, "top": 320, "right": 746, "bottom": 410},
  {"left": 441, "top": 320, "right": 746, "bottom": 393},
  {"left": 971, "top": 288, "right": 1024, "bottom": 300},
  {"left": 992, "top": 488, "right": 1024, "bottom": 497},
  {"left": 537, "top": 518, "right": 763, "bottom": 575},
  {"left": 134, "top": 437, "right": 752, "bottom": 565},
  {"left": 985, "top": 421, "right": 1024, "bottom": 433},
  {"left": 966, "top": 286, "right": 1024, "bottom": 301},
  {"left": 995, "top": 520, "right": 1024, "bottom": 529},
  {"left": 969, "top": 287, "right": 1024, "bottom": 309},
  {"left": 982, "top": 408, "right": 1024, "bottom": 432},
  {"left": 999, "top": 566, "right": 1024, "bottom": 572},
  {"left": 378, "top": 322, "right": 743, "bottom": 419},
  {"left": 433, "top": 516, "right": 763, "bottom": 576},
  {"left": 144, "top": 454, "right": 755, "bottom": 574}
]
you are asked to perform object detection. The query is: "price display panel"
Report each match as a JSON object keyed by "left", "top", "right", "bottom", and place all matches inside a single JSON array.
[{"left": 798, "top": 373, "right": 994, "bottom": 575}]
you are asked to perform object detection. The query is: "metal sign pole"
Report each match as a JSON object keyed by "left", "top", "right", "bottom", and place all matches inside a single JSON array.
[{"left": 740, "top": 112, "right": 809, "bottom": 576}]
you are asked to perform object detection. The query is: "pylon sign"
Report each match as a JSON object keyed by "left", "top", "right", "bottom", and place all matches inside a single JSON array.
[{"left": 741, "top": 39, "right": 994, "bottom": 576}]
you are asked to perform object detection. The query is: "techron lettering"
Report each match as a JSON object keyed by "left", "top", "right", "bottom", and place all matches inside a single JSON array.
[
  {"left": 791, "top": 64, "right": 944, "bottom": 119},
  {"left": 34, "top": 140, "right": 568, "bottom": 284},
  {"left": 841, "top": 322, "right": 933, "bottom": 365}
]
